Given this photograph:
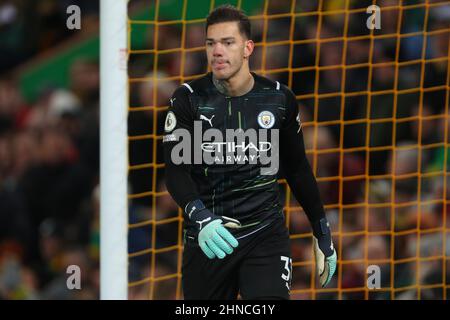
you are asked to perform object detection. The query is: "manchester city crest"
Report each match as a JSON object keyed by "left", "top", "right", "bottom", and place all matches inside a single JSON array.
[{"left": 257, "top": 111, "right": 275, "bottom": 129}]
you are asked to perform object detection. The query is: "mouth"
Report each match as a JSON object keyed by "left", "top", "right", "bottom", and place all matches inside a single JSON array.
[{"left": 212, "top": 60, "right": 228, "bottom": 70}]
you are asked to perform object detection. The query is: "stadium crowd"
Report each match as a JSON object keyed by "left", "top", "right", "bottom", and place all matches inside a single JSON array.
[
  {"left": 0, "top": 0, "right": 100, "bottom": 299},
  {"left": 0, "top": 0, "right": 449, "bottom": 299}
]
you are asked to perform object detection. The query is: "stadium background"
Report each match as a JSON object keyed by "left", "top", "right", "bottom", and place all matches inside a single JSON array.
[{"left": 0, "top": 0, "right": 449, "bottom": 299}]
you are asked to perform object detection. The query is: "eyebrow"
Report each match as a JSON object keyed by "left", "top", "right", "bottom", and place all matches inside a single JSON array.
[{"left": 205, "top": 37, "right": 236, "bottom": 42}]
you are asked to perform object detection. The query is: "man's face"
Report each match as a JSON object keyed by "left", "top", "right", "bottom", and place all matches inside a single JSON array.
[{"left": 206, "top": 21, "right": 250, "bottom": 80}]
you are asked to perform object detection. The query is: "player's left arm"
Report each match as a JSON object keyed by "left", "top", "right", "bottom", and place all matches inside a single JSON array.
[{"left": 278, "top": 85, "right": 337, "bottom": 288}]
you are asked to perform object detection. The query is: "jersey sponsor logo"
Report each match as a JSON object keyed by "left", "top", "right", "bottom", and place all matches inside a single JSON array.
[
  {"left": 201, "top": 141, "right": 271, "bottom": 153},
  {"left": 164, "top": 111, "right": 177, "bottom": 132},
  {"left": 199, "top": 114, "right": 215, "bottom": 127},
  {"left": 168, "top": 122, "right": 279, "bottom": 176},
  {"left": 257, "top": 111, "right": 275, "bottom": 129},
  {"left": 199, "top": 128, "right": 273, "bottom": 169}
]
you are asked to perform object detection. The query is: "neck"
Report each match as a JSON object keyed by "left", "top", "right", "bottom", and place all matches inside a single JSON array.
[{"left": 213, "top": 66, "right": 254, "bottom": 97}]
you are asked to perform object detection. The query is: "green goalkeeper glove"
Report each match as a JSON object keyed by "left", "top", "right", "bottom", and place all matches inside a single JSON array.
[
  {"left": 185, "top": 200, "right": 241, "bottom": 259},
  {"left": 312, "top": 218, "right": 337, "bottom": 287}
]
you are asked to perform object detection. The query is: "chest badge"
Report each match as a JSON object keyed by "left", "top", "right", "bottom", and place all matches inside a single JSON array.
[{"left": 257, "top": 111, "right": 275, "bottom": 129}]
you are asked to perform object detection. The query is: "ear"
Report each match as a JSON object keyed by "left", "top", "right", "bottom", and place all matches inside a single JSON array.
[{"left": 244, "top": 40, "right": 254, "bottom": 59}]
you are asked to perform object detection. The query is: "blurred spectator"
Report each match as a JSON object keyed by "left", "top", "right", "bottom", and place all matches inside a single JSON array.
[{"left": 128, "top": 72, "right": 177, "bottom": 207}]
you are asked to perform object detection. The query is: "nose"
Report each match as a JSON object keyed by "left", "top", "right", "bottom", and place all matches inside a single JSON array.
[{"left": 212, "top": 42, "right": 224, "bottom": 56}]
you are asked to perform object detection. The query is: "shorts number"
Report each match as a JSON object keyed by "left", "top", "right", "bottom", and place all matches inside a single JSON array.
[{"left": 281, "top": 256, "right": 292, "bottom": 290}]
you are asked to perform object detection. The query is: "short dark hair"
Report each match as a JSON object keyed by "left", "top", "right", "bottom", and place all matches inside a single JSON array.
[{"left": 206, "top": 4, "right": 251, "bottom": 39}]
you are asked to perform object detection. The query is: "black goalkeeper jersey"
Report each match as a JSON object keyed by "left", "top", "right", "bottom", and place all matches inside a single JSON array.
[{"left": 163, "top": 72, "right": 325, "bottom": 237}]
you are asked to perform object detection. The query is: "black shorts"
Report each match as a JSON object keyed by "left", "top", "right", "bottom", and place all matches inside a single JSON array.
[{"left": 182, "top": 218, "right": 292, "bottom": 300}]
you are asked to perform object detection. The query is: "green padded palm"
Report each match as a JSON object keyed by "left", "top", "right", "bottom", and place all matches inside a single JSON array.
[{"left": 198, "top": 219, "right": 239, "bottom": 259}]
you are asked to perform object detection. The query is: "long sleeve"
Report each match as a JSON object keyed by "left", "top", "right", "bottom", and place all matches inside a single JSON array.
[
  {"left": 163, "top": 86, "right": 200, "bottom": 211},
  {"left": 279, "top": 86, "right": 326, "bottom": 226}
]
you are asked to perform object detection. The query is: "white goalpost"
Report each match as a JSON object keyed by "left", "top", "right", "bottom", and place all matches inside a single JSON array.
[{"left": 100, "top": 0, "right": 129, "bottom": 300}]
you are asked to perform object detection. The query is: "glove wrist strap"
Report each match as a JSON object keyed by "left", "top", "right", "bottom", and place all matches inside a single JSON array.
[
  {"left": 185, "top": 199, "right": 214, "bottom": 222},
  {"left": 312, "top": 218, "right": 330, "bottom": 238},
  {"left": 312, "top": 218, "right": 335, "bottom": 257}
]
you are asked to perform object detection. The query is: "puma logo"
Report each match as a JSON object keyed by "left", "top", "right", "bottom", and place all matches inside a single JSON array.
[
  {"left": 196, "top": 217, "right": 212, "bottom": 230},
  {"left": 200, "top": 114, "right": 215, "bottom": 127}
]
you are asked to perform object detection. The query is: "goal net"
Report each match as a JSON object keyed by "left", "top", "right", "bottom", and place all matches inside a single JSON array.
[{"left": 120, "top": 0, "right": 450, "bottom": 299}]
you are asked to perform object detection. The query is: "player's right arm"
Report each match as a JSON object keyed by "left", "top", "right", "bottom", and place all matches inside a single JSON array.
[
  {"left": 162, "top": 86, "right": 199, "bottom": 208},
  {"left": 163, "top": 86, "right": 240, "bottom": 259}
]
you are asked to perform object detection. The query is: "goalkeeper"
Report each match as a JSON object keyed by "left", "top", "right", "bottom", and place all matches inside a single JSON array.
[{"left": 163, "top": 4, "right": 337, "bottom": 300}]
